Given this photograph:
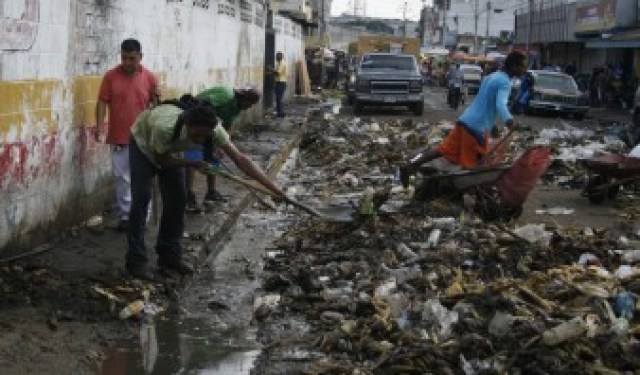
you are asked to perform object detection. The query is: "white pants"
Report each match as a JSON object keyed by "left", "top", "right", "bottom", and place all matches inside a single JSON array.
[{"left": 111, "top": 145, "right": 131, "bottom": 221}]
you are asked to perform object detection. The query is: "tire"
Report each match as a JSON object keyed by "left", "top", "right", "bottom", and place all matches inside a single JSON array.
[
  {"left": 354, "top": 100, "right": 363, "bottom": 115},
  {"left": 585, "top": 175, "right": 608, "bottom": 204},
  {"left": 607, "top": 184, "right": 620, "bottom": 200},
  {"left": 411, "top": 103, "right": 424, "bottom": 116},
  {"left": 574, "top": 112, "right": 585, "bottom": 120}
]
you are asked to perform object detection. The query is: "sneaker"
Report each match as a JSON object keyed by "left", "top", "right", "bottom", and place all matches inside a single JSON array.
[
  {"left": 126, "top": 262, "right": 156, "bottom": 281},
  {"left": 115, "top": 219, "right": 129, "bottom": 232},
  {"left": 158, "top": 258, "right": 194, "bottom": 275},
  {"left": 186, "top": 191, "right": 202, "bottom": 214},
  {"left": 203, "top": 190, "right": 226, "bottom": 205}
]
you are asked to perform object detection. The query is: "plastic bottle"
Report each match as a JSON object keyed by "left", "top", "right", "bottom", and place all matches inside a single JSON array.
[
  {"left": 541, "top": 316, "right": 588, "bottom": 346},
  {"left": 396, "top": 242, "right": 418, "bottom": 260},
  {"left": 426, "top": 229, "right": 442, "bottom": 248},
  {"left": 621, "top": 250, "right": 640, "bottom": 263}
]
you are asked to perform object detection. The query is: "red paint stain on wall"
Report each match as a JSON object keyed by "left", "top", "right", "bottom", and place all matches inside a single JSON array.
[{"left": 0, "top": 126, "right": 102, "bottom": 189}]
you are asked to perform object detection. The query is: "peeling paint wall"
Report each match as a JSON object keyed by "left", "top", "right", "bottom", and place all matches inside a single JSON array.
[{"left": 0, "top": 0, "right": 304, "bottom": 256}]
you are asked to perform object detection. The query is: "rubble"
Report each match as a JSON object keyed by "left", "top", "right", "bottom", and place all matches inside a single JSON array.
[{"left": 251, "top": 116, "right": 640, "bottom": 373}]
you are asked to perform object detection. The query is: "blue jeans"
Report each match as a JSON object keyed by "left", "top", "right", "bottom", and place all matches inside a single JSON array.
[
  {"left": 126, "top": 138, "right": 186, "bottom": 266},
  {"left": 275, "top": 82, "right": 286, "bottom": 116}
]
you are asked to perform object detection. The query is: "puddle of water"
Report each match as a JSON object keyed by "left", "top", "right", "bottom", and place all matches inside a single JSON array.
[
  {"left": 101, "top": 314, "right": 258, "bottom": 375},
  {"left": 194, "top": 350, "right": 259, "bottom": 375}
]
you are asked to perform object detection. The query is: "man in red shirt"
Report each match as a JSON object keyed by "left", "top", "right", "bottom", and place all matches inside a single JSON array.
[{"left": 96, "top": 39, "right": 159, "bottom": 231}]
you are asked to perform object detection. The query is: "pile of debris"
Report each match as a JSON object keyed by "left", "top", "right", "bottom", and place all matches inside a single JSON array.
[{"left": 251, "top": 117, "right": 640, "bottom": 374}]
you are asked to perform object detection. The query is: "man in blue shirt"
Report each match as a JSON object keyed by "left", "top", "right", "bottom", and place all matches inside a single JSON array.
[{"left": 400, "top": 51, "right": 526, "bottom": 185}]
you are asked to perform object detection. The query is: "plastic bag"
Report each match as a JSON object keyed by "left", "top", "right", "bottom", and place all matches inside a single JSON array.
[{"left": 497, "top": 146, "right": 552, "bottom": 205}]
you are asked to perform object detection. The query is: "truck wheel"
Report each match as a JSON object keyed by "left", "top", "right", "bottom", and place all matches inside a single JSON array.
[
  {"left": 411, "top": 103, "right": 424, "bottom": 116},
  {"left": 354, "top": 100, "right": 363, "bottom": 115},
  {"left": 585, "top": 175, "right": 607, "bottom": 204}
]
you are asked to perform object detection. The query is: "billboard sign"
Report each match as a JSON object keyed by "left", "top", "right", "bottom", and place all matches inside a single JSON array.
[{"left": 575, "top": 0, "right": 617, "bottom": 33}]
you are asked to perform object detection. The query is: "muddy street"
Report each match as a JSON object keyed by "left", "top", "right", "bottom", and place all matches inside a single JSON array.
[{"left": 1, "top": 90, "right": 639, "bottom": 374}]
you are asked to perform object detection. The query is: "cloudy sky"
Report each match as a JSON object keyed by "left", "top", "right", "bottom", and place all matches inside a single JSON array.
[{"left": 331, "top": 0, "right": 433, "bottom": 21}]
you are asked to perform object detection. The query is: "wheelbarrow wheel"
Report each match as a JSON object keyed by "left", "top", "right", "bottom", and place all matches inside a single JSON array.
[
  {"left": 607, "top": 183, "right": 620, "bottom": 200},
  {"left": 585, "top": 175, "right": 607, "bottom": 204},
  {"left": 503, "top": 205, "right": 523, "bottom": 220}
]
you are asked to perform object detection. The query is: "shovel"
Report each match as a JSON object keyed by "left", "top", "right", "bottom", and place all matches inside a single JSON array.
[{"left": 203, "top": 166, "right": 353, "bottom": 222}]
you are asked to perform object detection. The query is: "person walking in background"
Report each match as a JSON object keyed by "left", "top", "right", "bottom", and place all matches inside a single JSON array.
[
  {"left": 514, "top": 71, "right": 534, "bottom": 114},
  {"left": 183, "top": 86, "right": 261, "bottom": 212},
  {"left": 268, "top": 51, "right": 287, "bottom": 117},
  {"left": 96, "top": 38, "right": 159, "bottom": 232}
]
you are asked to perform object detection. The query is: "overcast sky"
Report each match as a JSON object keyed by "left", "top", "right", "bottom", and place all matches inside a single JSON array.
[{"left": 331, "top": 0, "right": 433, "bottom": 21}]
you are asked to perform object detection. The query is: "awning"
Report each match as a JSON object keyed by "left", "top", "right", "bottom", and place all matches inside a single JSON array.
[{"left": 585, "top": 28, "right": 640, "bottom": 49}]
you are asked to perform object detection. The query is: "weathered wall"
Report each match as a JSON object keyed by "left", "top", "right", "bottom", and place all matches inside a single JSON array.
[{"left": 0, "top": 0, "right": 304, "bottom": 256}]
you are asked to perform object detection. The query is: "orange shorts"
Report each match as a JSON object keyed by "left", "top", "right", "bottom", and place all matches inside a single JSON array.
[{"left": 437, "top": 123, "right": 489, "bottom": 169}]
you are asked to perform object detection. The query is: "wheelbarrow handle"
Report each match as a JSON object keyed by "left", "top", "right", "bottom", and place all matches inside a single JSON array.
[{"left": 481, "top": 126, "right": 517, "bottom": 165}]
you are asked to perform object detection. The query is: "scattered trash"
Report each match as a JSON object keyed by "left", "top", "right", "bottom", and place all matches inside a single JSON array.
[
  {"left": 541, "top": 316, "right": 588, "bottom": 346},
  {"left": 119, "top": 300, "right": 145, "bottom": 320},
  {"left": 535, "top": 207, "right": 575, "bottom": 215},
  {"left": 421, "top": 299, "right": 459, "bottom": 341},
  {"left": 248, "top": 116, "right": 640, "bottom": 372},
  {"left": 514, "top": 223, "right": 552, "bottom": 246},
  {"left": 86, "top": 215, "right": 103, "bottom": 227}
]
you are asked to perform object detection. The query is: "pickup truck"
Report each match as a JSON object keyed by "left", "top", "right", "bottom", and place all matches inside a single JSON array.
[{"left": 353, "top": 53, "right": 424, "bottom": 116}]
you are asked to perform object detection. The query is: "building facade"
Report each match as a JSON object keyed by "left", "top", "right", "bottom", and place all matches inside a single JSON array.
[
  {"left": 514, "top": 0, "right": 640, "bottom": 77},
  {"left": 0, "top": 0, "right": 305, "bottom": 256}
]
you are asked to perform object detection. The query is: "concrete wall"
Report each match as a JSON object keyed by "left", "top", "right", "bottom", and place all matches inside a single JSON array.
[{"left": 0, "top": 0, "right": 304, "bottom": 256}]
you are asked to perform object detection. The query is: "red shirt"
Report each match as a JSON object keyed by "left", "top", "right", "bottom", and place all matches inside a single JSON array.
[{"left": 98, "top": 65, "right": 158, "bottom": 145}]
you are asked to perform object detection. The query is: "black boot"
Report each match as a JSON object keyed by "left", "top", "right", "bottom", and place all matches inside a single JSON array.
[
  {"left": 158, "top": 257, "right": 194, "bottom": 275},
  {"left": 126, "top": 262, "right": 156, "bottom": 281}
]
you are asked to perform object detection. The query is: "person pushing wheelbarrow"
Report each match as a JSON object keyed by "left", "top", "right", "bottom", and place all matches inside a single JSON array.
[{"left": 399, "top": 51, "right": 527, "bottom": 185}]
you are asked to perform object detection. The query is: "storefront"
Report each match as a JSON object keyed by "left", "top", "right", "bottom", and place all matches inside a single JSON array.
[{"left": 576, "top": 0, "right": 640, "bottom": 78}]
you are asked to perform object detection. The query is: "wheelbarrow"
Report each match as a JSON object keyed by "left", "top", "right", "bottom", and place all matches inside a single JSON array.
[
  {"left": 580, "top": 153, "right": 640, "bottom": 204},
  {"left": 414, "top": 163, "right": 523, "bottom": 220},
  {"left": 414, "top": 143, "right": 552, "bottom": 221}
]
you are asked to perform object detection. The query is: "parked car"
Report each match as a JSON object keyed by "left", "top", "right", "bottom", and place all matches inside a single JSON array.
[
  {"left": 459, "top": 63, "right": 483, "bottom": 95},
  {"left": 516, "top": 70, "right": 589, "bottom": 120},
  {"left": 353, "top": 53, "right": 424, "bottom": 116}
]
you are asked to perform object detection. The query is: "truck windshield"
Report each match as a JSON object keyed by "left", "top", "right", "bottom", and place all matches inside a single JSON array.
[
  {"left": 360, "top": 55, "right": 415, "bottom": 70},
  {"left": 535, "top": 74, "right": 577, "bottom": 91}
]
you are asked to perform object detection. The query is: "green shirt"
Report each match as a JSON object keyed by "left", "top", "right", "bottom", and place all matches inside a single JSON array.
[
  {"left": 196, "top": 86, "right": 240, "bottom": 126},
  {"left": 131, "top": 104, "right": 230, "bottom": 166}
]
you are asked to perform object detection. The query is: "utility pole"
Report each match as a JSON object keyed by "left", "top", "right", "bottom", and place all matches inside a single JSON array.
[
  {"left": 485, "top": 1, "right": 491, "bottom": 55},
  {"left": 473, "top": 0, "right": 479, "bottom": 54},
  {"left": 442, "top": 0, "right": 447, "bottom": 48},
  {"left": 320, "top": 0, "right": 325, "bottom": 89},
  {"left": 402, "top": 1, "right": 408, "bottom": 38},
  {"left": 525, "top": 0, "right": 533, "bottom": 63}
]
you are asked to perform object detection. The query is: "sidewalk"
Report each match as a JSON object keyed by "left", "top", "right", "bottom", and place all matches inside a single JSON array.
[{"left": 0, "top": 103, "right": 311, "bottom": 374}]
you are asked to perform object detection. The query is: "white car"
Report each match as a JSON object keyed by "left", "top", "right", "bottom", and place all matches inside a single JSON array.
[{"left": 459, "top": 64, "right": 483, "bottom": 95}]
